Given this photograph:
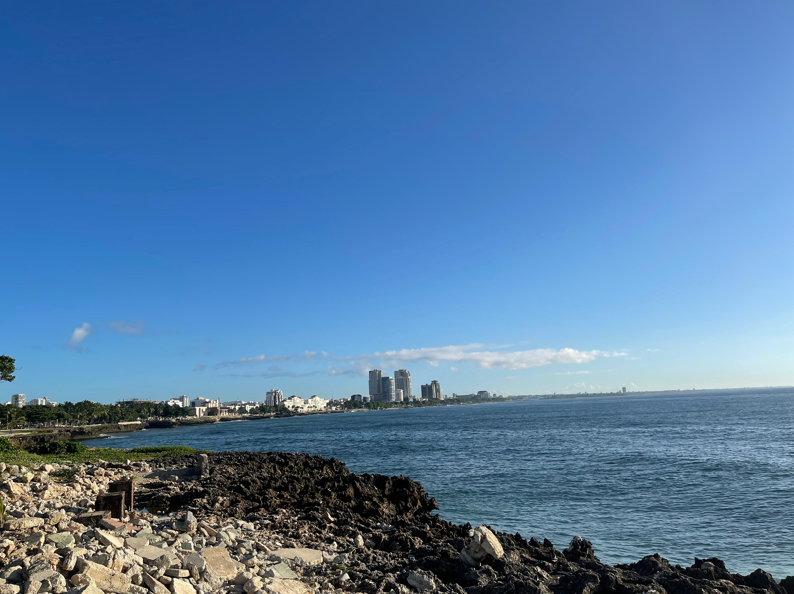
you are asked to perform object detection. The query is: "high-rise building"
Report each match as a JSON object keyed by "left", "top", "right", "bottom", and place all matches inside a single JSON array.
[
  {"left": 180, "top": 395, "right": 189, "bottom": 408},
  {"left": 394, "top": 370, "right": 412, "bottom": 401},
  {"left": 11, "top": 394, "right": 25, "bottom": 408},
  {"left": 369, "top": 369, "right": 382, "bottom": 400},
  {"left": 266, "top": 389, "right": 284, "bottom": 407},
  {"left": 381, "top": 376, "right": 395, "bottom": 402},
  {"left": 622, "top": 387, "right": 627, "bottom": 394},
  {"left": 395, "top": 388, "right": 403, "bottom": 403},
  {"left": 421, "top": 381, "right": 443, "bottom": 400}
]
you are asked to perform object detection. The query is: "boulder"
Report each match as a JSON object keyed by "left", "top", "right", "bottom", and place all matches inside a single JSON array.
[
  {"left": 173, "top": 512, "right": 196, "bottom": 534},
  {"left": 136, "top": 546, "right": 173, "bottom": 564},
  {"left": 3, "top": 481, "right": 26, "bottom": 500},
  {"left": 201, "top": 546, "right": 243, "bottom": 580},
  {"left": 407, "top": 571, "right": 436, "bottom": 592},
  {"left": 73, "top": 560, "right": 132, "bottom": 594},
  {"left": 125, "top": 537, "right": 150, "bottom": 550},
  {"left": 460, "top": 526, "right": 503, "bottom": 566},
  {"left": 169, "top": 580, "right": 195, "bottom": 594},
  {"left": 271, "top": 547, "right": 323, "bottom": 567},
  {"left": 95, "top": 530, "right": 124, "bottom": 549},
  {"left": 264, "top": 563, "right": 297, "bottom": 580},
  {"left": 3, "top": 517, "right": 44, "bottom": 531},
  {"left": 46, "top": 532, "right": 75, "bottom": 549},
  {"left": 262, "top": 579, "right": 311, "bottom": 594},
  {"left": 142, "top": 572, "right": 169, "bottom": 594},
  {"left": 182, "top": 552, "right": 205, "bottom": 574}
]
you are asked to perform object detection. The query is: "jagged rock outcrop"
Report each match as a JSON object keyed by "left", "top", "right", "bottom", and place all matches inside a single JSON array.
[{"left": 1, "top": 451, "right": 792, "bottom": 594}]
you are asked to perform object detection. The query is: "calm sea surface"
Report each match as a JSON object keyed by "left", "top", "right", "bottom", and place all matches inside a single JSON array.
[{"left": 83, "top": 389, "right": 794, "bottom": 578}]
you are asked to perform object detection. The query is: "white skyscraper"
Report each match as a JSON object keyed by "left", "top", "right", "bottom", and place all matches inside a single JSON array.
[
  {"left": 11, "top": 394, "right": 25, "bottom": 408},
  {"left": 266, "top": 389, "right": 284, "bottom": 407},
  {"left": 394, "top": 369, "right": 412, "bottom": 401},
  {"left": 395, "top": 388, "right": 404, "bottom": 403}
]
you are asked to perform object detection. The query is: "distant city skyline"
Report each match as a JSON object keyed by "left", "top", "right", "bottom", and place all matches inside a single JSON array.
[{"left": 3, "top": 3, "right": 794, "bottom": 404}]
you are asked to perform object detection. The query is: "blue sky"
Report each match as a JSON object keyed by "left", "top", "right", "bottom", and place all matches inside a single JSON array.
[{"left": 2, "top": 2, "right": 793, "bottom": 403}]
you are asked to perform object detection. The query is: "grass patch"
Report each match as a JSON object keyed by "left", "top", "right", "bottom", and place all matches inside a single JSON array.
[
  {"left": 0, "top": 440, "right": 206, "bottom": 467},
  {"left": 49, "top": 466, "right": 79, "bottom": 482}
]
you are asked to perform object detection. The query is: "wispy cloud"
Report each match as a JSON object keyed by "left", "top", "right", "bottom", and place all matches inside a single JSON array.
[
  {"left": 555, "top": 370, "right": 592, "bottom": 376},
  {"left": 193, "top": 364, "right": 207, "bottom": 372},
  {"left": 214, "top": 354, "right": 295, "bottom": 368},
  {"left": 63, "top": 323, "right": 93, "bottom": 352},
  {"left": 358, "top": 344, "right": 625, "bottom": 370},
  {"left": 208, "top": 343, "right": 628, "bottom": 377},
  {"left": 108, "top": 320, "right": 146, "bottom": 335}
]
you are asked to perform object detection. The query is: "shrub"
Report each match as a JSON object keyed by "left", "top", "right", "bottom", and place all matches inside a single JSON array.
[
  {"left": 0, "top": 438, "right": 17, "bottom": 454},
  {"left": 27, "top": 441, "right": 87, "bottom": 455}
]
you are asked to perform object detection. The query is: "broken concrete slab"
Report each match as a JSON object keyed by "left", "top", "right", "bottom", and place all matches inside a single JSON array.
[{"left": 271, "top": 547, "right": 324, "bottom": 567}]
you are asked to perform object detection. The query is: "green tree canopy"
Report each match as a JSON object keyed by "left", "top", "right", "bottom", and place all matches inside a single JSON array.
[{"left": 0, "top": 355, "right": 15, "bottom": 383}]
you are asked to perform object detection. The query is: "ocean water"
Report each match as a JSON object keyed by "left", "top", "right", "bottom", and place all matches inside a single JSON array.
[{"left": 83, "top": 389, "right": 794, "bottom": 578}]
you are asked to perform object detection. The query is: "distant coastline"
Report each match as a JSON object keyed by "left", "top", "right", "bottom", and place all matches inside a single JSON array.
[
  {"left": 9, "top": 386, "right": 793, "bottom": 449},
  {"left": 523, "top": 385, "right": 794, "bottom": 400}
]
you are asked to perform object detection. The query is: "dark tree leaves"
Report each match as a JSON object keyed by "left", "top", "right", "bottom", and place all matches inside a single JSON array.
[{"left": 0, "top": 355, "right": 15, "bottom": 383}]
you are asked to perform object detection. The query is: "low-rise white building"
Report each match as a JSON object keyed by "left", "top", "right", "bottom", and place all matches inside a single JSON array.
[
  {"left": 283, "top": 395, "right": 305, "bottom": 412},
  {"left": 190, "top": 397, "right": 220, "bottom": 409},
  {"left": 304, "top": 395, "right": 327, "bottom": 412},
  {"left": 282, "top": 395, "right": 328, "bottom": 413},
  {"left": 27, "top": 397, "right": 57, "bottom": 406}
]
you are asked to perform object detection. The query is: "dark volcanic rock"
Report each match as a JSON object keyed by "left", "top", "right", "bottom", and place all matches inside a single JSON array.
[
  {"left": 136, "top": 452, "right": 792, "bottom": 594},
  {"left": 142, "top": 451, "right": 438, "bottom": 520}
]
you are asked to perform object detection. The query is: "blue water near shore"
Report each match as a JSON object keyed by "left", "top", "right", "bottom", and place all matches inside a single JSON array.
[{"left": 83, "top": 389, "right": 794, "bottom": 578}]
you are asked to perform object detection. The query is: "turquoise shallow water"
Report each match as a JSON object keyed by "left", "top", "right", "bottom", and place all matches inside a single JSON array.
[{"left": 83, "top": 388, "right": 794, "bottom": 578}]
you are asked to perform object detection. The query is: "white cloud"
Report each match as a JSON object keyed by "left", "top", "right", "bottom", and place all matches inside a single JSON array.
[
  {"left": 555, "top": 370, "right": 592, "bottom": 376},
  {"left": 212, "top": 343, "right": 627, "bottom": 376},
  {"left": 360, "top": 344, "right": 625, "bottom": 370},
  {"left": 63, "top": 323, "right": 93, "bottom": 352},
  {"left": 108, "top": 320, "right": 146, "bottom": 335},
  {"left": 214, "top": 354, "right": 295, "bottom": 368}
]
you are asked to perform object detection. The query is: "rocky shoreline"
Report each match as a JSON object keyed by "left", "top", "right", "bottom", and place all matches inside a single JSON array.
[
  {"left": 6, "top": 418, "right": 228, "bottom": 450},
  {"left": 1, "top": 451, "right": 791, "bottom": 594}
]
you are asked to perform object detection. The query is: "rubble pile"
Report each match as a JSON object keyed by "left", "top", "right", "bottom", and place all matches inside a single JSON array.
[{"left": 0, "top": 453, "right": 791, "bottom": 594}]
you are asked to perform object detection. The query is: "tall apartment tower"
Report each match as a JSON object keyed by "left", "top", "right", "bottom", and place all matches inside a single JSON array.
[
  {"left": 11, "top": 394, "right": 25, "bottom": 408},
  {"left": 395, "top": 388, "right": 404, "bottom": 403},
  {"left": 266, "top": 389, "right": 284, "bottom": 407},
  {"left": 369, "top": 369, "right": 383, "bottom": 400},
  {"left": 431, "top": 380, "right": 444, "bottom": 400},
  {"left": 394, "top": 369, "right": 412, "bottom": 401},
  {"left": 381, "top": 376, "right": 395, "bottom": 402},
  {"left": 421, "top": 384, "right": 431, "bottom": 399},
  {"left": 180, "top": 395, "right": 189, "bottom": 408}
]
